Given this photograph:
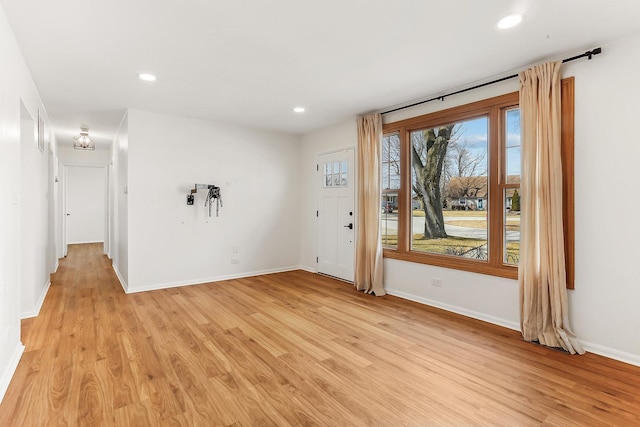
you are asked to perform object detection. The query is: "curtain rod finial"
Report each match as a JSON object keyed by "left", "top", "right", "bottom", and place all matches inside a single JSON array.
[{"left": 587, "top": 47, "right": 602, "bottom": 60}]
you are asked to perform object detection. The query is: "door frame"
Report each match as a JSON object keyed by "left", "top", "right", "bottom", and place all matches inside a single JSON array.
[
  {"left": 316, "top": 146, "right": 357, "bottom": 282},
  {"left": 61, "top": 163, "right": 109, "bottom": 256}
]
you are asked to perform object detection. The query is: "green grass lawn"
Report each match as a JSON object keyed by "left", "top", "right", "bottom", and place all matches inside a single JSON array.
[
  {"left": 411, "top": 210, "right": 487, "bottom": 218},
  {"left": 382, "top": 231, "right": 520, "bottom": 263},
  {"left": 383, "top": 233, "right": 485, "bottom": 254},
  {"left": 383, "top": 209, "right": 521, "bottom": 262},
  {"left": 409, "top": 209, "right": 520, "bottom": 231},
  {"left": 445, "top": 219, "right": 520, "bottom": 231}
]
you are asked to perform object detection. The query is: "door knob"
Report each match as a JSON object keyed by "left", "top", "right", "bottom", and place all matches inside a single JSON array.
[
  {"left": 66, "top": 213, "right": 71, "bottom": 216},
  {"left": 344, "top": 223, "right": 353, "bottom": 230}
]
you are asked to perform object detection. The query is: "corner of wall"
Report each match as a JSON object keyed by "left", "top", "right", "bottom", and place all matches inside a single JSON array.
[
  {"left": 299, "top": 265, "right": 317, "bottom": 274},
  {"left": 112, "top": 263, "right": 128, "bottom": 294},
  {"left": 0, "top": 341, "right": 24, "bottom": 404},
  {"left": 21, "top": 280, "right": 51, "bottom": 319}
]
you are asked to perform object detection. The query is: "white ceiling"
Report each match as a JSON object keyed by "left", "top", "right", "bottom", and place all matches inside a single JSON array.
[{"left": 2, "top": 0, "right": 640, "bottom": 149}]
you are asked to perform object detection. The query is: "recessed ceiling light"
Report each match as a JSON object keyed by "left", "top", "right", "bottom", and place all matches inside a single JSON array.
[
  {"left": 497, "top": 14, "right": 523, "bottom": 29},
  {"left": 138, "top": 73, "right": 157, "bottom": 82},
  {"left": 293, "top": 107, "right": 305, "bottom": 113}
]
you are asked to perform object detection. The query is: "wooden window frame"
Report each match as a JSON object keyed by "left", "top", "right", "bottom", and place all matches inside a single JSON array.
[{"left": 382, "top": 78, "right": 575, "bottom": 288}]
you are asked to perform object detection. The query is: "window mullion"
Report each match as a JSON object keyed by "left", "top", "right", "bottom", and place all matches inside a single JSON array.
[
  {"left": 398, "top": 127, "right": 410, "bottom": 253},
  {"left": 488, "top": 106, "right": 503, "bottom": 268}
]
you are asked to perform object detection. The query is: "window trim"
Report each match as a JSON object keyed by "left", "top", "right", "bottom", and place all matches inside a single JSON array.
[
  {"left": 561, "top": 77, "right": 575, "bottom": 289},
  {"left": 382, "top": 78, "right": 575, "bottom": 287}
]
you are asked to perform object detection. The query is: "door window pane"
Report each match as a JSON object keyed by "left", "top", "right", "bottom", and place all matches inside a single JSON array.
[
  {"left": 340, "top": 160, "right": 348, "bottom": 185},
  {"left": 323, "top": 160, "right": 348, "bottom": 188},
  {"left": 323, "top": 163, "right": 332, "bottom": 187}
]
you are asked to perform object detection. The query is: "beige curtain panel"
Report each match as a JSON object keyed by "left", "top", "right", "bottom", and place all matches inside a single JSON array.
[
  {"left": 518, "top": 62, "right": 583, "bottom": 354},
  {"left": 355, "top": 113, "right": 385, "bottom": 296}
]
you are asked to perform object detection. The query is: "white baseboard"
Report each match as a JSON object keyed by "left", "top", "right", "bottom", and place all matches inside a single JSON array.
[
  {"left": 125, "top": 265, "right": 302, "bottom": 294},
  {"left": 580, "top": 340, "right": 640, "bottom": 367},
  {"left": 21, "top": 280, "right": 51, "bottom": 319},
  {"left": 386, "top": 288, "right": 640, "bottom": 367},
  {"left": 385, "top": 288, "right": 520, "bottom": 332},
  {"left": 112, "top": 263, "right": 128, "bottom": 293},
  {"left": 0, "top": 341, "right": 25, "bottom": 404},
  {"left": 299, "top": 265, "right": 317, "bottom": 274}
]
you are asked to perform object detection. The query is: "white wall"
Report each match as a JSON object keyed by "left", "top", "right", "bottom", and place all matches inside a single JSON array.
[
  {"left": 111, "top": 113, "right": 129, "bottom": 288},
  {"left": 47, "top": 132, "right": 58, "bottom": 275},
  {"left": 19, "top": 102, "right": 52, "bottom": 319},
  {"left": 57, "top": 145, "right": 111, "bottom": 166},
  {"left": 565, "top": 33, "right": 640, "bottom": 364},
  {"left": 299, "top": 120, "right": 358, "bottom": 272},
  {"left": 0, "top": 4, "right": 56, "bottom": 401},
  {"left": 300, "top": 33, "right": 640, "bottom": 366},
  {"left": 123, "top": 109, "right": 301, "bottom": 292}
]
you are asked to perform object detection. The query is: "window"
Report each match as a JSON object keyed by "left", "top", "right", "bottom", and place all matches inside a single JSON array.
[
  {"left": 381, "top": 81, "right": 574, "bottom": 283},
  {"left": 409, "top": 116, "right": 489, "bottom": 260},
  {"left": 323, "top": 160, "right": 348, "bottom": 187},
  {"left": 381, "top": 133, "right": 400, "bottom": 248},
  {"left": 503, "top": 108, "right": 521, "bottom": 265}
]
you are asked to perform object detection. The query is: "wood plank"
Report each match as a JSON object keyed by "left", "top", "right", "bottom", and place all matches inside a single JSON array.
[{"left": 1, "top": 243, "right": 640, "bottom": 425}]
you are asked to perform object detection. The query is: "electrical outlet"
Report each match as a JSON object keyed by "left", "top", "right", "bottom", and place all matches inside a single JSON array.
[
  {"left": 431, "top": 278, "right": 443, "bottom": 287},
  {"left": 187, "top": 194, "right": 194, "bottom": 205}
]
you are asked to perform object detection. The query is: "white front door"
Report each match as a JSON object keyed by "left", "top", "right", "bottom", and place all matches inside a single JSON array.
[
  {"left": 65, "top": 165, "right": 107, "bottom": 248},
  {"left": 317, "top": 149, "right": 355, "bottom": 282}
]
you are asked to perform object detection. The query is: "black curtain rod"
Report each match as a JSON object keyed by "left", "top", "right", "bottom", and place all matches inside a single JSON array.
[{"left": 381, "top": 47, "right": 602, "bottom": 115}]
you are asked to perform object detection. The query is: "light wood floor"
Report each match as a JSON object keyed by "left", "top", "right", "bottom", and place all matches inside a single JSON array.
[{"left": 1, "top": 244, "right": 640, "bottom": 426}]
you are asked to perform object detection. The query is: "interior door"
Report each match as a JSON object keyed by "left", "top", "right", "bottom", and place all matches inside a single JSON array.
[
  {"left": 65, "top": 165, "right": 106, "bottom": 248},
  {"left": 317, "top": 149, "right": 355, "bottom": 282}
]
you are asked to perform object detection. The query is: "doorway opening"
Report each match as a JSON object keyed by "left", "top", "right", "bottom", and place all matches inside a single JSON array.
[{"left": 63, "top": 165, "right": 108, "bottom": 256}]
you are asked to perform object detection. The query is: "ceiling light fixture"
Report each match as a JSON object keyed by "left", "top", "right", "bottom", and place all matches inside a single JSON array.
[
  {"left": 293, "top": 107, "right": 305, "bottom": 113},
  {"left": 138, "top": 73, "right": 157, "bottom": 82},
  {"left": 497, "top": 14, "right": 523, "bottom": 29},
  {"left": 73, "top": 127, "right": 95, "bottom": 150}
]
